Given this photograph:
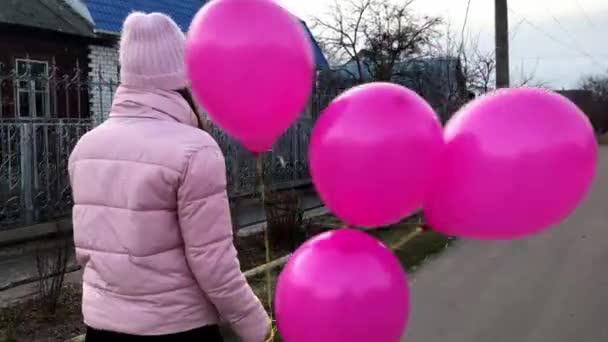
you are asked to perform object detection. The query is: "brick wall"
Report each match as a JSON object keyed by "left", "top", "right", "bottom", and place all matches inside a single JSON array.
[
  {"left": 88, "top": 44, "right": 119, "bottom": 123},
  {"left": 86, "top": 44, "right": 212, "bottom": 123}
]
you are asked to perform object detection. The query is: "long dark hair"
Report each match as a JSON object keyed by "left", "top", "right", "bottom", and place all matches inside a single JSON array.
[{"left": 176, "top": 88, "right": 207, "bottom": 131}]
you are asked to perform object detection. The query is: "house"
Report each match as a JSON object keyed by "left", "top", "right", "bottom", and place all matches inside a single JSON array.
[
  {"left": 0, "top": 0, "right": 328, "bottom": 230},
  {"left": 0, "top": 0, "right": 99, "bottom": 229},
  {"left": 323, "top": 56, "right": 467, "bottom": 121},
  {"left": 81, "top": 0, "right": 329, "bottom": 121},
  {"left": 0, "top": 0, "right": 95, "bottom": 119},
  {"left": 401, "top": 58, "right": 468, "bottom": 122},
  {"left": 558, "top": 89, "right": 608, "bottom": 133}
]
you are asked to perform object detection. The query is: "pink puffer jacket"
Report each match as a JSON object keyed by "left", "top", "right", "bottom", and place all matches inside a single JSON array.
[{"left": 68, "top": 86, "right": 270, "bottom": 341}]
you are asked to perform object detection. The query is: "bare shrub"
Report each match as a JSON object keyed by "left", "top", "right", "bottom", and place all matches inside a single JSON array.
[
  {"left": 264, "top": 190, "right": 305, "bottom": 253},
  {"left": 35, "top": 237, "right": 71, "bottom": 315}
]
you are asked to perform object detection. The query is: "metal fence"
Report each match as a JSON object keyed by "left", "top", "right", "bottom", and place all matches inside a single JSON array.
[
  {"left": 0, "top": 119, "right": 91, "bottom": 229},
  {"left": 211, "top": 120, "right": 314, "bottom": 197},
  {"left": 0, "top": 68, "right": 336, "bottom": 230}
]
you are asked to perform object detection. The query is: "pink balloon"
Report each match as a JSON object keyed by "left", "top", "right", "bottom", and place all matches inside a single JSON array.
[
  {"left": 186, "top": 0, "right": 315, "bottom": 152},
  {"left": 310, "top": 83, "right": 444, "bottom": 227},
  {"left": 275, "top": 229, "right": 409, "bottom": 342},
  {"left": 424, "top": 88, "right": 598, "bottom": 240}
]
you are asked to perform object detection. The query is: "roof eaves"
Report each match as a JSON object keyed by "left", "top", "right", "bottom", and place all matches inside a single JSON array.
[
  {"left": 94, "top": 28, "right": 120, "bottom": 36},
  {"left": 93, "top": 29, "right": 120, "bottom": 39}
]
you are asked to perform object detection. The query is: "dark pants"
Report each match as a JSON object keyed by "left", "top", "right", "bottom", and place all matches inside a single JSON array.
[{"left": 85, "top": 325, "right": 224, "bottom": 342}]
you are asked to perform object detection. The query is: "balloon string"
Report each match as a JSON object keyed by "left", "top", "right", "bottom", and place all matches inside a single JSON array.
[
  {"left": 256, "top": 154, "right": 275, "bottom": 336},
  {"left": 390, "top": 226, "right": 425, "bottom": 250}
]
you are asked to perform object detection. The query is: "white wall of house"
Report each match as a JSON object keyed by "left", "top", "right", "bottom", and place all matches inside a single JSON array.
[{"left": 88, "top": 45, "right": 119, "bottom": 123}]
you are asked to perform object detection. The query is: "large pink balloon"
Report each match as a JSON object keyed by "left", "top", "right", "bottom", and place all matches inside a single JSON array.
[
  {"left": 275, "top": 229, "right": 409, "bottom": 342},
  {"left": 186, "top": 0, "right": 315, "bottom": 152},
  {"left": 424, "top": 88, "right": 598, "bottom": 239},
  {"left": 310, "top": 83, "right": 443, "bottom": 227}
]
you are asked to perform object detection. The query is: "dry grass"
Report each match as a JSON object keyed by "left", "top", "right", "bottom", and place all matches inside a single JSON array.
[
  {"left": 0, "top": 284, "right": 84, "bottom": 342},
  {"left": 368, "top": 214, "right": 456, "bottom": 272}
]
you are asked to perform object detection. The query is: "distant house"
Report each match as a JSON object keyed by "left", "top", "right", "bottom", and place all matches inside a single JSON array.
[
  {"left": 324, "top": 55, "right": 467, "bottom": 121},
  {"left": 398, "top": 58, "right": 467, "bottom": 119},
  {"left": 558, "top": 89, "right": 608, "bottom": 133},
  {"left": 82, "top": 0, "right": 329, "bottom": 120},
  {"left": 0, "top": 0, "right": 95, "bottom": 119}
]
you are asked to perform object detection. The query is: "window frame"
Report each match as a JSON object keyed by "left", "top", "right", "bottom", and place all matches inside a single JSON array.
[{"left": 15, "top": 58, "right": 50, "bottom": 119}]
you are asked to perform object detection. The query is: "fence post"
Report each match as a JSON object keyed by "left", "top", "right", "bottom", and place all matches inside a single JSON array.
[
  {"left": 293, "top": 123, "right": 299, "bottom": 182},
  {"left": 56, "top": 121, "right": 65, "bottom": 211},
  {"left": 96, "top": 67, "right": 104, "bottom": 125},
  {"left": 20, "top": 122, "right": 34, "bottom": 225},
  {"left": 231, "top": 148, "right": 240, "bottom": 195},
  {"left": 0, "top": 74, "right": 3, "bottom": 118}
]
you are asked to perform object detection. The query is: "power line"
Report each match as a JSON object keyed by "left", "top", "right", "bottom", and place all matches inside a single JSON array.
[
  {"left": 458, "top": 0, "right": 473, "bottom": 57},
  {"left": 460, "top": 0, "right": 473, "bottom": 47},
  {"left": 543, "top": 7, "right": 602, "bottom": 67},
  {"left": 508, "top": 8, "right": 606, "bottom": 69},
  {"left": 533, "top": 6, "right": 604, "bottom": 68},
  {"left": 509, "top": 18, "right": 526, "bottom": 42},
  {"left": 574, "top": 0, "right": 598, "bottom": 30},
  {"left": 516, "top": 54, "right": 608, "bottom": 60},
  {"left": 456, "top": 0, "right": 518, "bottom": 59}
]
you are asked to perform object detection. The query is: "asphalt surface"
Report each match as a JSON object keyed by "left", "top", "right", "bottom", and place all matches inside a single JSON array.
[{"left": 402, "top": 147, "right": 608, "bottom": 342}]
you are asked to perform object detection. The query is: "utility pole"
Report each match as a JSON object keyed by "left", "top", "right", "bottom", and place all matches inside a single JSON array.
[{"left": 495, "top": 0, "right": 510, "bottom": 88}]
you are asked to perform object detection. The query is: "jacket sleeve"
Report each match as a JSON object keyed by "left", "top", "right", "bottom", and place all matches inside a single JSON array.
[
  {"left": 67, "top": 146, "right": 89, "bottom": 268},
  {"left": 177, "top": 146, "right": 270, "bottom": 342}
]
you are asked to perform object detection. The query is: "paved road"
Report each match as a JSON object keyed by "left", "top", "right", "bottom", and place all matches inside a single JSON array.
[{"left": 403, "top": 147, "right": 608, "bottom": 342}]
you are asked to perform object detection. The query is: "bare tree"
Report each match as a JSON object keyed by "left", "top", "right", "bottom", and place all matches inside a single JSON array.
[
  {"left": 514, "top": 58, "right": 548, "bottom": 88},
  {"left": 579, "top": 72, "right": 608, "bottom": 134},
  {"left": 312, "top": 0, "right": 442, "bottom": 82},
  {"left": 442, "top": 28, "right": 544, "bottom": 95},
  {"left": 433, "top": 27, "right": 493, "bottom": 114},
  {"left": 313, "top": 0, "right": 370, "bottom": 81},
  {"left": 580, "top": 72, "right": 608, "bottom": 101},
  {"left": 440, "top": 27, "right": 494, "bottom": 95},
  {"left": 466, "top": 44, "right": 496, "bottom": 93},
  {"left": 361, "top": 2, "right": 442, "bottom": 81}
]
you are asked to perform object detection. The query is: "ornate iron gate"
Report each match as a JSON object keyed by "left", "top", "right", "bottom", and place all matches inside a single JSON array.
[{"left": 0, "top": 119, "right": 91, "bottom": 229}]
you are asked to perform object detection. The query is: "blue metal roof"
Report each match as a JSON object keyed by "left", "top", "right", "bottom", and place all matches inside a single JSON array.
[
  {"left": 298, "top": 20, "right": 329, "bottom": 69},
  {"left": 86, "top": 0, "right": 328, "bottom": 68}
]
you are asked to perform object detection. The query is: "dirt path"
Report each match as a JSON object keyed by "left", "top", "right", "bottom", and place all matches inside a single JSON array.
[{"left": 403, "top": 146, "right": 608, "bottom": 342}]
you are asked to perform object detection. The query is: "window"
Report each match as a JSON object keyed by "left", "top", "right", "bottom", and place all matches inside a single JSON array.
[{"left": 15, "top": 59, "right": 50, "bottom": 118}]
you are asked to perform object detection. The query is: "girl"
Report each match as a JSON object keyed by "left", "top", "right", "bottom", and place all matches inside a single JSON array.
[{"left": 69, "top": 12, "right": 271, "bottom": 342}]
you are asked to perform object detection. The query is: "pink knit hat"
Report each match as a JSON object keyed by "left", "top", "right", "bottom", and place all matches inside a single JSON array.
[{"left": 119, "top": 12, "right": 188, "bottom": 90}]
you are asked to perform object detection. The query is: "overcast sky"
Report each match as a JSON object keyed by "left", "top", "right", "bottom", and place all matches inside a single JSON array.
[{"left": 278, "top": 0, "right": 608, "bottom": 89}]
